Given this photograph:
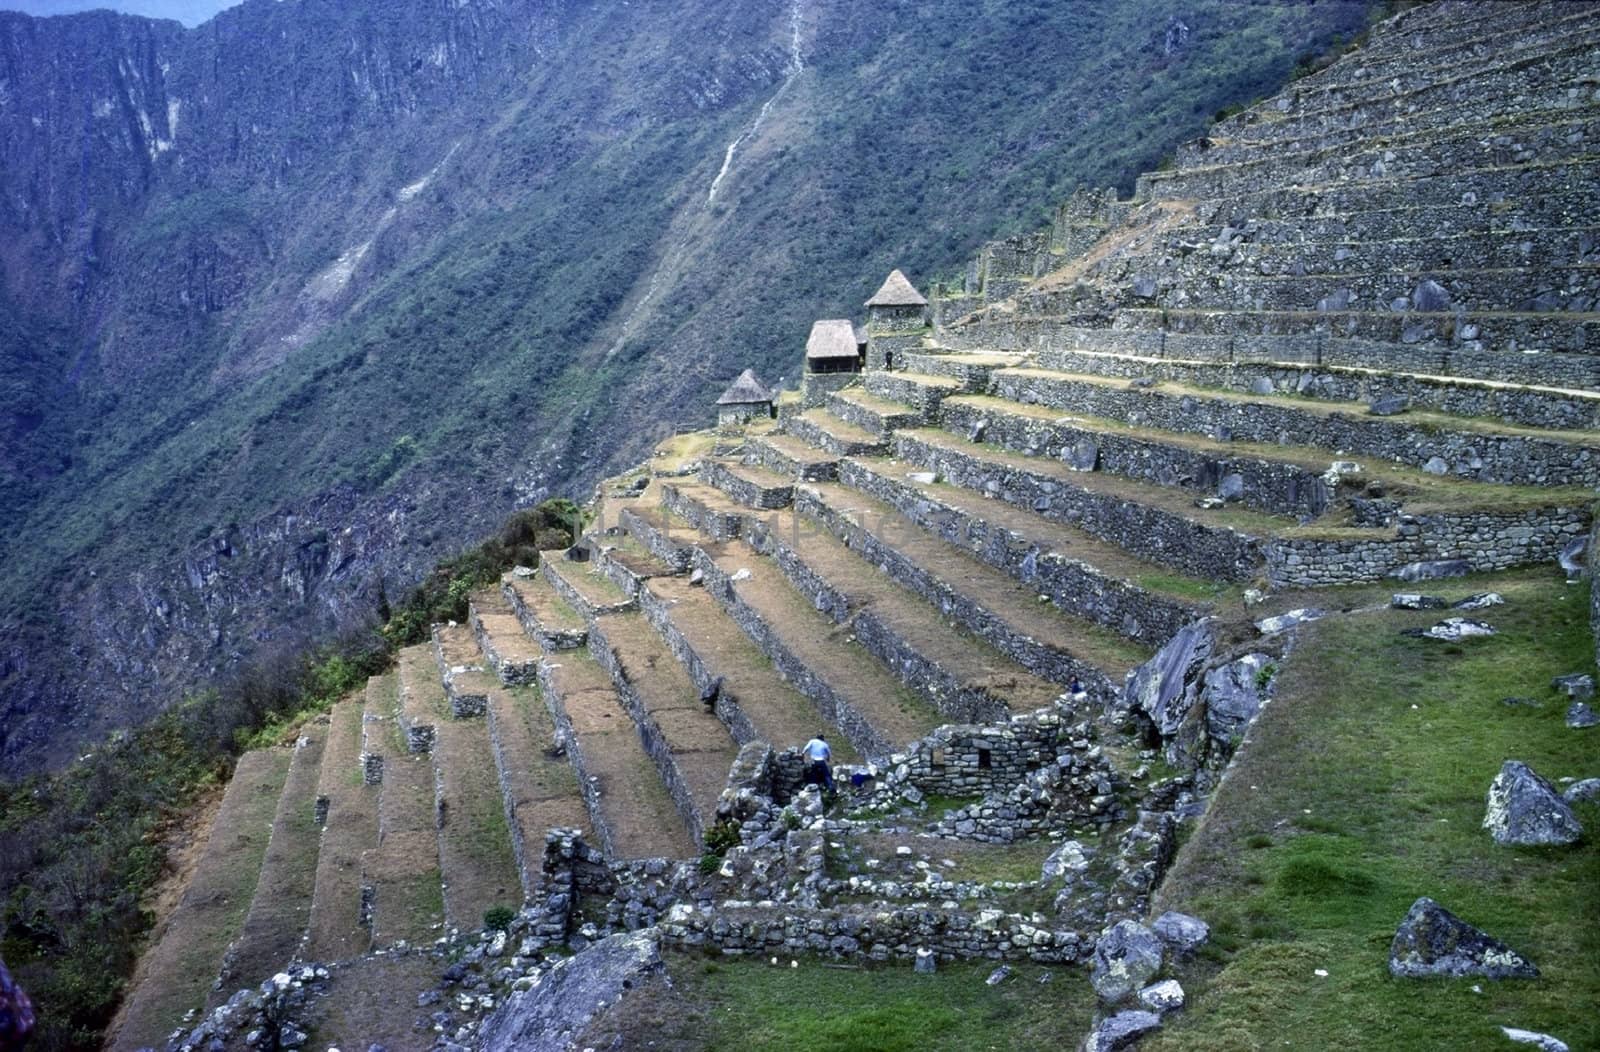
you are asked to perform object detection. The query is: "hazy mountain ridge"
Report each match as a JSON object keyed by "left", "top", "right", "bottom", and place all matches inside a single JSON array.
[{"left": 0, "top": 0, "right": 1373, "bottom": 775}]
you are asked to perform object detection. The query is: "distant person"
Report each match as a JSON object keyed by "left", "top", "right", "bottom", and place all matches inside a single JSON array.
[
  {"left": 1067, "top": 675, "right": 1088, "bottom": 702},
  {"left": 0, "top": 958, "right": 34, "bottom": 1052},
  {"left": 803, "top": 734, "right": 834, "bottom": 792}
]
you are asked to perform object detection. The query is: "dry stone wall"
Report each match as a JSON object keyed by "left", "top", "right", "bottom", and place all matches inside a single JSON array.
[
  {"left": 936, "top": 397, "right": 1332, "bottom": 520},
  {"left": 988, "top": 371, "right": 1598, "bottom": 487},
  {"left": 887, "top": 432, "right": 1265, "bottom": 582},
  {"left": 1030, "top": 342, "right": 1600, "bottom": 431},
  {"left": 832, "top": 457, "right": 1198, "bottom": 647},
  {"left": 1267, "top": 506, "right": 1591, "bottom": 587}
]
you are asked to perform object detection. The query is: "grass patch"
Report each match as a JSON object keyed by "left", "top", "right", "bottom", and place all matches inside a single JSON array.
[
  {"left": 1146, "top": 568, "right": 1600, "bottom": 1051},
  {"left": 668, "top": 955, "right": 1095, "bottom": 1051},
  {"left": 1138, "top": 571, "right": 1232, "bottom": 601}
]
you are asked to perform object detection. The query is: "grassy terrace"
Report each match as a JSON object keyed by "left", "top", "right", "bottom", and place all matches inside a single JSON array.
[
  {"left": 1147, "top": 567, "right": 1599, "bottom": 1051},
  {"left": 947, "top": 391, "right": 1597, "bottom": 517},
  {"left": 600, "top": 956, "right": 1096, "bottom": 1052}
]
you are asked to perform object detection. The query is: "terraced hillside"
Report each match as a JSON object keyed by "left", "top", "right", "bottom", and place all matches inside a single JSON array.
[{"left": 116, "top": 3, "right": 1599, "bottom": 1049}]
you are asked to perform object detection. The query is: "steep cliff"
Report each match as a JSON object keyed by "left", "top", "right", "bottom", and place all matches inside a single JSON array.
[{"left": 0, "top": 0, "right": 1373, "bottom": 774}]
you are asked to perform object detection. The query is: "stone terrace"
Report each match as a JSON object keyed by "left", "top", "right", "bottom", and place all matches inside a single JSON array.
[{"left": 121, "top": 3, "right": 1600, "bottom": 1043}]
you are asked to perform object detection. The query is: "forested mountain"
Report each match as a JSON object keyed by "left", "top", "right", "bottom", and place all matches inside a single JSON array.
[{"left": 0, "top": 0, "right": 1372, "bottom": 775}]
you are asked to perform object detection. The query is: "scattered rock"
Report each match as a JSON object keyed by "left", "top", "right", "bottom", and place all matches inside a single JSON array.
[
  {"left": 1317, "top": 288, "right": 1353, "bottom": 312},
  {"left": 1453, "top": 592, "right": 1503, "bottom": 610},
  {"left": 1063, "top": 438, "right": 1100, "bottom": 472},
  {"left": 1041, "top": 841, "right": 1094, "bottom": 881},
  {"left": 1137, "top": 979, "right": 1185, "bottom": 1016},
  {"left": 1412, "top": 278, "right": 1451, "bottom": 312},
  {"left": 1082, "top": 1010, "right": 1162, "bottom": 1052},
  {"left": 1216, "top": 473, "right": 1246, "bottom": 502},
  {"left": 688, "top": 567, "right": 704, "bottom": 586},
  {"left": 1090, "top": 920, "right": 1164, "bottom": 1003},
  {"left": 1367, "top": 394, "right": 1410, "bottom": 416},
  {"left": 907, "top": 471, "right": 937, "bottom": 485},
  {"left": 1151, "top": 911, "right": 1210, "bottom": 958},
  {"left": 1254, "top": 608, "right": 1324, "bottom": 636},
  {"left": 1389, "top": 897, "right": 1539, "bottom": 979},
  {"left": 1391, "top": 559, "right": 1472, "bottom": 582},
  {"left": 967, "top": 419, "right": 988, "bottom": 443},
  {"left": 1391, "top": 594, "right": 1447, "bottom": 610},
  {"left": 1500, "top": 1027, "right": 1569, "bottom": 1052},
  {"left": 1422, "top": 456, "right": 1451, "bottom": 476},
  {"left": 1129, "top": 377, "right": 1156, "bottom": 389},
  {"left": 1551, "top": 674, "right": 1594, "bottom": 702},
  {"left": 1483, "top": 761, "right": 1582, "bottom": 846},
  {"left": 1499, "top": 696, "right": 1541, "bottom": 708},
  {"left": 1566, "top": 702, "right": 1598, "bottom": 729},
  {"left": 1249, "top": 377, "right": 1275, "bottom": 395},
  {"left": 1401, "top": 618, "right": 1495, "bottom": 641},
  {"left": 1561, "top": 778, "right": 1600, "bottom": 804},
  {"left": 985, "top": 965, "right": 1012, "bottom": 986},
  {"left": 1132, "top": 275, "right": 1158, "bottom": 299},
  {"left": 1557, "top": 537, "right": 1588, "bottom": 580},
  {"left": 914, "top": 948, "right": 937, "bottom": 975}
]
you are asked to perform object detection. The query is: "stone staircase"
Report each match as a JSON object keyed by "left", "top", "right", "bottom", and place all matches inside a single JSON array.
[{"left": 115, "top": 3, "right": 1600, "bottom": 1044}]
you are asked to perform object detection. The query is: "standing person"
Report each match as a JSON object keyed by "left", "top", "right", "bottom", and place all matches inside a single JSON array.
[{"left": 803, "top": 734, "right": 834, "bottom": 792}]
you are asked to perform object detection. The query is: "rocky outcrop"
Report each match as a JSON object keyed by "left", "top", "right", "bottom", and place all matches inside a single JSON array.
[{"left": 477, "top": 930, "right": 665, "bottom": 1052}]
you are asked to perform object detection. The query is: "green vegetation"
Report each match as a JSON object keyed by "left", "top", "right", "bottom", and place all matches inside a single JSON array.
[
  {"left": 1146, "top": 569, "right": 1599, "bottom": 1051},
  {"left": 0, "top": 498, "right": 576, "bottom": 1051},
  {"left": 1, "top": 0, "right": 1376, "bottom": 776},
  {"left": 483, "top": 906, "right": 517, "bottom": 932},
  {"left": 663, "top": 955, "right": 1095, "bottom": 1051}
]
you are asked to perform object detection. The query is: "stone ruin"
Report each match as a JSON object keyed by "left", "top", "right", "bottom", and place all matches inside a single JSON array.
[{"left": 119, "top": 4, "right": 1600, "bottom": 1050}]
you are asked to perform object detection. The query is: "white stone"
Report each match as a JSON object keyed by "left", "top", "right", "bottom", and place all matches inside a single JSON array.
[{"left": 1137, "top": 978, "right": 1185, "bottom": 1015}]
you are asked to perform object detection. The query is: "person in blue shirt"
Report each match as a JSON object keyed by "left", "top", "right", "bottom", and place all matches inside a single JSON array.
[{"left": 803, "top": 734, "right": 834, "bottom": 792}]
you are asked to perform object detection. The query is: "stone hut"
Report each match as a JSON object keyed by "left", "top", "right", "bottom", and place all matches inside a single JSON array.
[
  {"left": 715, "top": 368, "right": 775, "bottom": 427},
  {"left": 864, "top": 269, "right": 929, "bottom": 370},
  {"left": 802, "top": 318, "right": 863, "bottom": 408}
]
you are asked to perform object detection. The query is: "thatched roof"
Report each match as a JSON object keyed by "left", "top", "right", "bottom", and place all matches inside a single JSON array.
[
  {"left": 805, "top": 319, "right": 860, "bottom": 360},
  {"left": 865, "top": 269, "right": 927, "bottom": 307},
  {"left": 716, "top": 368, "right": 774, "bottom": 405}
]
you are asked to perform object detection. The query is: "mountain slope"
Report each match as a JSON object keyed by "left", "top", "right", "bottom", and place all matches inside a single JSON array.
[{"left": 0, "top": 0, "right": 1374, "bottom": 775}]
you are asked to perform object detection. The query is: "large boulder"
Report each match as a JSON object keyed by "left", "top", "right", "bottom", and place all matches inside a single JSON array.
[
  {"left": 1090, "top": 920, "right": 1164, "bottom": 1004},
  {"left": 1389, "top": 897, "right": 1538, "bottom": 979},
  {"left": 478, "top": 930, "right": 664, "bottom": 1052},
  {"left": 1082, "top": 1010, "right": 1162, "bottom": 1052},
  {"left": 1552, "top": 673, "right": 1594, "bottom": 702},
  {"left": 1201, "top": 654, "right": 1272, "bottom": 745},
  {"left": 1150, "top": 911, "right": 1210, "bottom": 958},
  {"left": 1123, "top": 619, "right": 1215, "bottom": 736},
  {"left": 1483, "top": 761, "right": 1583, "bottom": 846},
  {"left": 1563, "top": 779, "right": 1600, "bottom": 804}
]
